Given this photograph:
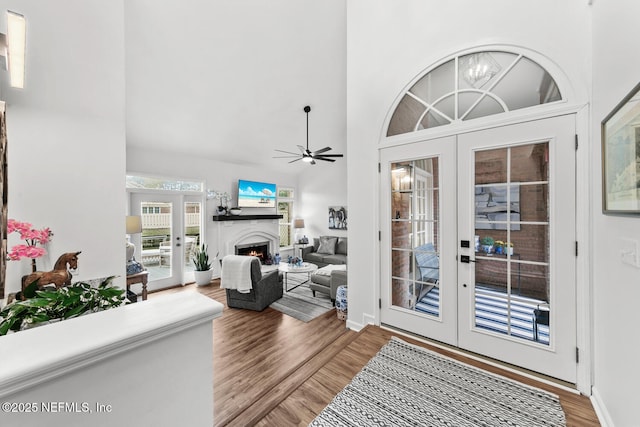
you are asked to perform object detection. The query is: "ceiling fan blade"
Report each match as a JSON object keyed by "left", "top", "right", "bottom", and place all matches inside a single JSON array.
[
  {"left": 296, "top": 145, "right": 309, "bottom": 155},
  {"left": 273, "top": 155, "right": 301, "bottom": 158},
  {"left": 314, "top": 153, "right": 343, "bottom": 158},
  {"left": 288, "top": 157, "right": 303, "bottom": 163},
  {"left": 315, "top": 157, "right": 336, "bottom": 162},
  {"left": 311, "top": 147, "right": 332, "bottom": 155},
  {"left": 275, "top": 149, "right": 301, "bottom": 155}
]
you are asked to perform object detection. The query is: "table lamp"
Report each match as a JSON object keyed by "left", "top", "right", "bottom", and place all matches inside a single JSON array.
[{"left": 294, "top": 218, "right": 306, "bottom": 244}]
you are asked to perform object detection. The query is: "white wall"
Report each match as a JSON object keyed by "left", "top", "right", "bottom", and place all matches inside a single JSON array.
[
  {"left": 297, "top": 159, "right": 347, "bottom": 240},
  {"left": 0, "top": 0, "right": 126, "bottom": 297},
  {"left": 591, "top": 1, "right": 640, "bottom": 425}
]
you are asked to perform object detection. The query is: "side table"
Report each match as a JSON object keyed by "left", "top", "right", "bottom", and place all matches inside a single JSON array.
[{"left": 126, "top": 270, "right": 149, "bottom": 301}]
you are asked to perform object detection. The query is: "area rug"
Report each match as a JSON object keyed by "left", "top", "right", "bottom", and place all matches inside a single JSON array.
[
  {"left": 270, "top": 279, "right": 333, "bottom": 322},
  {"left": 310, "top": 337, "right": 566, "bottom": 427}
]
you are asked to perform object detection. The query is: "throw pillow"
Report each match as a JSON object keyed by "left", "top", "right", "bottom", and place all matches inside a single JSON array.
[{"left": 317, "top": 236, "right": 338, "bottom": 255}]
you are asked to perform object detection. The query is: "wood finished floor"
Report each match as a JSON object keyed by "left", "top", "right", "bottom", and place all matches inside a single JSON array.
[{"left": 152, "top": 280, "right": 599, "bottom": 426}]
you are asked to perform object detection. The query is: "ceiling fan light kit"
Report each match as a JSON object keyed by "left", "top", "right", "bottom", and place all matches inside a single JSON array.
[{"left": 274, "top": 105, "right": 344, "bottom": 165}]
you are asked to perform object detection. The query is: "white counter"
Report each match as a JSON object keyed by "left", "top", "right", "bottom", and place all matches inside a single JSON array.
[{"left": 0, "top": 291, "right": 223, "bottom": 426}]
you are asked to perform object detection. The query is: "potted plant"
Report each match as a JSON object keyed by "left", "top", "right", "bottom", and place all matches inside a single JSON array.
[
  {"left": 0, "top": 276, "right": 126, "bottom": 335},
  {"left": 506, "top": 241, "right": 514, "bottom": 255},
  {"left": 192, "top": 244, "right": 213, "bottom": 286},
  {"left": 494, "top": 240, "right": 505, "bottom": 255},
  {"left": 480, "top": 236, "right": 495, "bottom": 254}
]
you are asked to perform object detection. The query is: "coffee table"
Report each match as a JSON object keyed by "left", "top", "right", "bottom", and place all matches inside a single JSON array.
[{"left": 278, "top": 262, "right": 318, "bottom": 292}]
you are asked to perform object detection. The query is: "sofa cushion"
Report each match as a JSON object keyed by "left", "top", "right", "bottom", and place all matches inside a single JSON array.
[
  {"left": 318, "top": 236, "right": 338, "bottom": 254},
  {"left": 323, "top": 254, "right": 347, "bottom": 265},
  {"left": 303, "top": 252, "right": 325, "bottom": 264},
  {"left": 336, "top": 237, "right": 347, "bottom": 255}
]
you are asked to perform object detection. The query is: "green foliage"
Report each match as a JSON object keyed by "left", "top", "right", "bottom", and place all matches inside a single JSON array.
[
  {"left": 480, "top": 236, "right": 495, "bottom": 246},
  {"left": 0, "top": 276, "right": 127, "bottom": 336},
  {"left": 192, "top": 244, "right": 211, "bottom": 271}
]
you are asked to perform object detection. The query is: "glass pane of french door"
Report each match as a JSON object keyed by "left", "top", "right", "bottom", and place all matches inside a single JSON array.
[
  {"left": 184, "top": 200, "right": 202, "bottom": 280},
  {"left": 390, "top": 159, "right": 441, "bottom": 315},
  {"left": 141, "top": 201, "right": 173, "bottom": 282},
  {"left": 473, "top": 142, "right": 551, "bottom": 345}
]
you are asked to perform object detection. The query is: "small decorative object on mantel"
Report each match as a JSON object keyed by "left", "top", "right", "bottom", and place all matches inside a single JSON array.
[
  {"left": 19, "top": 251, "right": 81, "bottom": 300},
  {"left": 207, "top": 190, "right": 231, "bottom": 216},
  {"left": 7, "top": 219, "right": 53, "bottom": 273},
  {"left": 228, "top": 207, "right": 241, "bottom": 216}
]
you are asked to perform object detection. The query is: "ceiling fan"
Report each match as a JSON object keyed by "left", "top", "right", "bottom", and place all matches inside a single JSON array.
[{"left": 274, "top": 105, "right": 344, "bottom": 165}]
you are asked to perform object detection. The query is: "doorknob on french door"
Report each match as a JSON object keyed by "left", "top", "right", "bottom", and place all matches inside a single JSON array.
[{"left": 460, "top": 255, "right": 476, "bottom": 263}]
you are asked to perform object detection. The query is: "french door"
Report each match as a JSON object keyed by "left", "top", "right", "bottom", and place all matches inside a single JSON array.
[
  {"left": 380, "top": 115, "right": 577, "bottom": 383},
  {"left": 130, "top": 193, "right": 203, "bottom": 291}
]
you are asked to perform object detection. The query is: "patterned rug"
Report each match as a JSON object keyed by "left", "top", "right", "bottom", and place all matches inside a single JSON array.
[
  {"left": 270, "top": 278, "right": 333, "bottom": 322},
  {"left": 311, "top": 337, "right": 566, "bottom": 426}
]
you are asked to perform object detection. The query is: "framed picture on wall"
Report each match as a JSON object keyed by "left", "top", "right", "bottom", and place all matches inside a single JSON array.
[
  {"left": 329, "top": 206, "right": 347, "bottom": 230},
  {"left": 602, "top": 81, "right": 640, "bottom": 214}
]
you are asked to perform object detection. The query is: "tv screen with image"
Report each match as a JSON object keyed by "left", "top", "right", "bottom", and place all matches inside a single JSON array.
[{"left": 237, "top": 179, "right": 277, "bottom": 208}]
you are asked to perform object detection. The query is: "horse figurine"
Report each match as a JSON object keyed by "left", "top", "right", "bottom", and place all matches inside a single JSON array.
[{"left": 21, "top": 251, "right": 82, "bottom": 295}]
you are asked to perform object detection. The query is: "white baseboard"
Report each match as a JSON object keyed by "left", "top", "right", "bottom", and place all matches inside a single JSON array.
[
  {"left": 346, "top": 319, "right": 364, "bottom": 331},
  {"left": 346, "top": 313, "right": 375, "bottom": 332},
  {"left": 590, "top": 386, "right": 613, "bottom": 427}
]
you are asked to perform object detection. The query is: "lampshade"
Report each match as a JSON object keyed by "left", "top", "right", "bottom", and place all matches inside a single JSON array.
[
  {"left": 126, "top": 215, "right": 142, "bottom": 234},
  {"left": 293, "top": 218, "right": 305, "bottom": 229}
]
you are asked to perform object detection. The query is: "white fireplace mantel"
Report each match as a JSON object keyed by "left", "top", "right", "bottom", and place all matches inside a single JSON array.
[{"left": 213, "top": 215, "right": 281, "bottom": 276}]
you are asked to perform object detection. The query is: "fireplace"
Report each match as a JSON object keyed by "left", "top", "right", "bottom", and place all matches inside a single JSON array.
[{"left": 235, "top": 241, "right": 270, "bottom": 264}]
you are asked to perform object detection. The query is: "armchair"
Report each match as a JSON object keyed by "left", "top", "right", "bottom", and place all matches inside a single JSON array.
[{"left": 222, "top": 256, "right": 282, "bottom": 311}]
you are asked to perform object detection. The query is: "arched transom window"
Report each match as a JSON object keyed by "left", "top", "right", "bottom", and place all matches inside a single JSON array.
[{"left": 387, "top": 51, "right": 563, "bottom": 137}]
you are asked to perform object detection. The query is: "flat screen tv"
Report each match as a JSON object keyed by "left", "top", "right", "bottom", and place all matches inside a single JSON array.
[{"left": 237, "top": 179, "right": 277, "bottom": 208}]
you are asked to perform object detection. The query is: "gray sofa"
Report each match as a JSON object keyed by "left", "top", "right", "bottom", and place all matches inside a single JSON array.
[
  {"left": 301, "top": 236, "right": 347, "bottom": 268},
  {"left": 309, "top": 269, "right": 347, "bottom": 303}
]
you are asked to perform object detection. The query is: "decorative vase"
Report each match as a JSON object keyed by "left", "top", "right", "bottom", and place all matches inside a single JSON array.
[{"left": 194, "top": 269, "right": 213, "bottom": 286}]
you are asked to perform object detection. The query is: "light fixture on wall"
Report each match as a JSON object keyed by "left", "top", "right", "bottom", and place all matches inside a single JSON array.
[
  {"left": 126, "top": 215, "right": 145, "bottom": 275},
  {"left": 0, "top": 11, "right": 26, "bottom": 89}
]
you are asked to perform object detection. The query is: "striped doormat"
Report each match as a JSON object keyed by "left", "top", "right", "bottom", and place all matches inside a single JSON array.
[{"left": 311, "top": 337, "right": 566, "bottom": 426}]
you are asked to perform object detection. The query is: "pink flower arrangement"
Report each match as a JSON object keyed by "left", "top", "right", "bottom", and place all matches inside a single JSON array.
[{"left": 7, "top": 219, "right": 53, "bottom": 261}]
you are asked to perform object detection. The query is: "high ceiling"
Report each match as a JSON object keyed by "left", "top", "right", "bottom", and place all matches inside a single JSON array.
[{"left": 124, "top": 0, "right": 347, "bottom": 173}]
